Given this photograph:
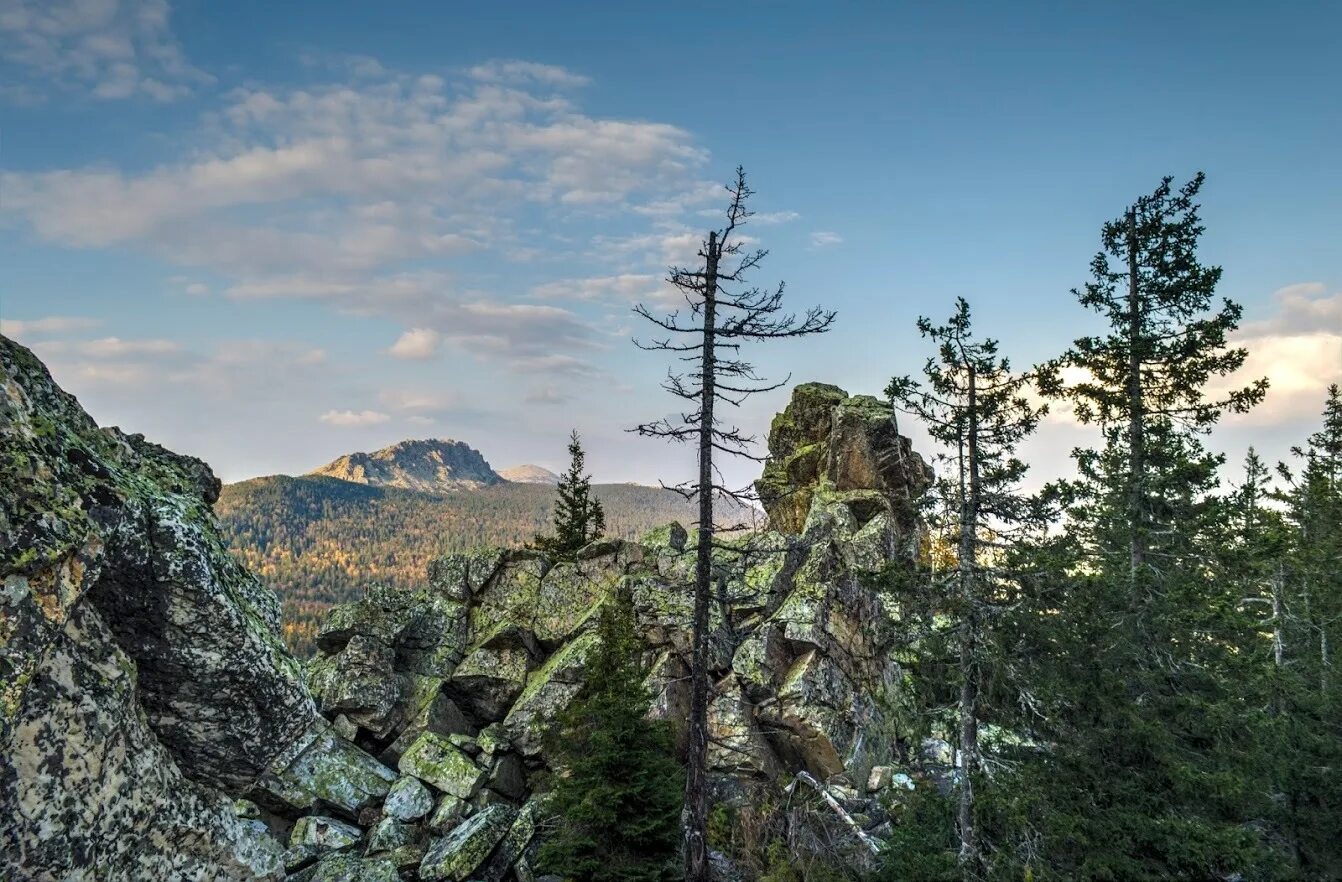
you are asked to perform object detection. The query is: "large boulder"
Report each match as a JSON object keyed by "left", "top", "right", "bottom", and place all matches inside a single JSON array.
[
  {"left": 0, "top": 337, "right": 392, "bottom": 878},
  {"left": 756, "top": 383, "right": 932, "bottom": 535}
]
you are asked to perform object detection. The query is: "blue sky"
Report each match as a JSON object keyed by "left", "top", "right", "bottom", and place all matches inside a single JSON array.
[{"left": 2, "top": 0, "right": 1339, "bottom": 489}]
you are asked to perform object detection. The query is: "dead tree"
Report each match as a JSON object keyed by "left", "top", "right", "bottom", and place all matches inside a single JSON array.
[{"left": 633, "top": 166, "right": 835, "bottom": 882}]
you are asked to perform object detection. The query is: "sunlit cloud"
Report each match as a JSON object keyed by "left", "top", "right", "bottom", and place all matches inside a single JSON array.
[{"left": 320, "top": 409, "right": 391, "bottom": 427}]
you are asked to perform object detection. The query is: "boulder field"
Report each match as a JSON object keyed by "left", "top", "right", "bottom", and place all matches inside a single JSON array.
[{"left": 2, "top": 335, "right": 935, "bottom": 881}]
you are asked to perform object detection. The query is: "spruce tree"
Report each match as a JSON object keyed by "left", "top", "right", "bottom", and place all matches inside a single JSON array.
[
  {"left": 1269, "top": 386, "right": 1342, "bottom": 875},
  {"left": 536, "top": 588, "right": 683, "bottom": 882},
  {"left": 533, "top": 429, "right": 606, "bottom": 558},
  {"left": 1025, "top": 173, "right": 1274, "bottom": 877},
  {"left": 886, "top": 297, "right": 1049, "bottom": 876}
]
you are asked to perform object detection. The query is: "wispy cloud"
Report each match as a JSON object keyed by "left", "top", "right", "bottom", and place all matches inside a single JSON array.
[
  {"left": 0, "top": 315, "right": 100, "bottom": 337},
  {"left": 32, "top": 336, "right": 180, "bottom": 358},
  {"left": 2, "top": 58, "right": 713, "bottom": 378},
  {"left": 320, "top": 409, "right": 391, "bottom": 427},
  {"left": 0, "top": 0, "right": 211, "bottom": 102},
  {"left": 808, "top": 230, "right": 843, "bottom": 248},
  {"left": 525, "top": 385, "right": 572, "bottom": 405},
  {"left": 466, "top": 59, "right": 590, "bottom": 88}
]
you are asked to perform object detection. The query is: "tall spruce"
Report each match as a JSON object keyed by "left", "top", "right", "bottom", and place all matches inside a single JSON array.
[
  {"left": 532, "top": 429, "right": 605, "bottom": 558},
  {"left": 536, "top": 588, "right": 683, "bottom": 882},
  {"left": 1052, "top": 172, "right": 1266, "bottom": 583},
  {"left": 886, "top": 298, "right": 1048, "bottom": 875},
  {"left": 1269, "top": 386, "right": 1342, "bottom": 874},
  {"left": 1026, "top": 173, "right": 1274, "bottom": 876},
  {"left": 633, "top": 167, "right": 835, "bottom": 881}
]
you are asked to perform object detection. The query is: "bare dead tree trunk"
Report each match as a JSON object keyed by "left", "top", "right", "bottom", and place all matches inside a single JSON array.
[
  {"left": 1126, "top": 207, "right": 1145, "bottom": 588},
  {"left": 633, "top": 169, "right": 834, "bottom": 882},
  {"left": 684, "top": 231, "right": 719, "bottom": 882}
]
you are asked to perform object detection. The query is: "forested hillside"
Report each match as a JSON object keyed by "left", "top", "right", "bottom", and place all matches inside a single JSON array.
[{"left": 216, "top": 476, "right": 756, "bottom": 654}]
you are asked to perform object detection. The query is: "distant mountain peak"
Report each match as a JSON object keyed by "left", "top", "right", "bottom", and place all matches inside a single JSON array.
[
  {"left": 499, "top": 464, "right": 560, "bottom": 485},
  {"left": 308, "top": 438, "right": 502, "bottom": 492}
]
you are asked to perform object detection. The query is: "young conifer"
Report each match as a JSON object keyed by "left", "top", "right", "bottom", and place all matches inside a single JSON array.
[
  {"left": 536, "top": 588, "right": 683, "bottom": 882},
  {"left": 532, "top": 429, "right": 606, "bottom": 558}
]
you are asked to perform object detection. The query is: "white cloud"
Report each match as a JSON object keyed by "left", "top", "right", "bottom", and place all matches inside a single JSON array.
[
  {"left": 2, "top": 59, "right": 712, "bottom": 377},
  {"left": 751, "top": 210, "right": 802, "bottom": 225},
  {"left": 379, "top": 389, "right": 456, "bottom": 414},
  {"left": 85, "top": 336, "right": 180, "bottom": 357},
  {"left": 809, "top": 230, "right": 843, "bottom": 248},
  {"left": 512, "top": 354, "right": 601, "bottom": 377},
  {"left": 388, "top": 327, "right": 442, "bottom": 360},
  {"left": 0, "top": 0, "right": 211, "bottom": 102},
  {"left": 0, "top": 315, "right": 100, "bottom": 337},
  {"left": 1216, "top": 284, "right": 1342, "bottom": 426},
  {"left": 467, "top": 59, "right": 590, "bottom": 88},
  {"left": 320, "top": 409, "right": 390, "bottom": 427},
  {"left": 531, "top": 273, "right": 662, "bottom": 303},
  {"left": 1241, "top": 282, "right": 1342, "bottom": 336}
]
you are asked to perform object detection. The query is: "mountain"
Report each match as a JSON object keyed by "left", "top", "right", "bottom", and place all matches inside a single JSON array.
[
  {"left": 497, "top": 464, "right": 560, "bottom": 484},
  {"left": 216, "top": 471, "right": 759, "bottom": 654},
  {"left": 309, "top": 438, "right": 503, "bottom": 492}
]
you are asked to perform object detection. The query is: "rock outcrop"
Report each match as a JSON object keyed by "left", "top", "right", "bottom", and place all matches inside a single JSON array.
[
  {"left": 300, "top": 382, "right": 933, "bottom": 878},
  {"left": 1, "top": 337, "right": 397, "bottom": 880},
  {"left": 310, "top": 440, "right": 503, "bottom": 493},
  {"left": 496, "top": 465, "right": 560, "bottom": 486},
  {"left": 756, "top": 383, "right": 932, "bottom": 535},
  {"left": 1, "top": 342, "right": 932, "bottom": 882}
]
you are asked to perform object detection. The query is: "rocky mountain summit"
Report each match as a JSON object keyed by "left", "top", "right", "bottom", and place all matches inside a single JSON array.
[
  {"left": 311, "top": 440, "right": 504, "bottom": 493},
  {"left": 2, "top": 333, "right": 936, "bottom": 882},
  {"left": 495, "top": 465, "right": 559, "bottom": 486}
]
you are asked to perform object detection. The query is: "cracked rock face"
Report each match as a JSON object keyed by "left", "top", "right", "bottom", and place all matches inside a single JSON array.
[
  {"left": 2, "top": 344, "right": 930, "bottom": 882},
  {"left": 0, "top": 337, "right": 393, "bottom": 880},
  {"left": 300, "top": 382, "right": 932, "bottom": 877},
  {"left": 755, "top": 382, "right": 933, "bottom": 536}
]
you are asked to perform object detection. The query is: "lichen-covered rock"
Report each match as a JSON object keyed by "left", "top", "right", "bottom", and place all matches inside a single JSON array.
[
  {"left": 255, "top": 718, "right": 396, "bottom": 815},
  {"left": 383, "top": 775, "right": 434, "bottom": 821},
  {"left": 756, "top": 383, "right": 931, "bottom": 535},
  {"left": 426, "top": 793, "right": 469, "bottom": 834},
  {"left": 502, "top": 631, "right": 596, "bottom": 755},
  {"left": 0, "top": 337, "right": 389, "bottom": 880},
  {"left": 291, "top": 381, "right": 934, "bottom": 880},
  {"left": 398, "top": 732, "right": 485, "bottom": 799},
  {"left": 291, "top": 815, "right": 363, "bottom": 851},
  {"left": 0, "top": 337, "right": 301, "bottom": 878},
  {"left": 419, "top": 804, "right": 517, "bottom": 882},
  {"left": 365, "top": 816, "right": 427, "bottom": 870},
  {"left": 294, "top": 852, "right": 402, "bottom": 882},
  {"left": 477, "top": 798, "right": 542, "bottom": 882}
]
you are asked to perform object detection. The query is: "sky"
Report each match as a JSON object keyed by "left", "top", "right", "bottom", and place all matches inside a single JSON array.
[{"left": 1, "top": 0, "right": 1339, "bottom": 491}]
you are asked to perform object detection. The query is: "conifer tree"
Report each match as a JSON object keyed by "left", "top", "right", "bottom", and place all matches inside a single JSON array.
[
  {"left": 533, "top": 429, "right": 606, "bottom": 558},
  {"left": 1026, "top": 173, "right": 1273, "bottom": 877},
  {"left": 536, "top": 588, "right": 683, "bottom": 882},
  {"left": 1269, "top": 386, "right": 1342, "bottom": 874},
  {"left": 633, "top": 166, "right": 834, "bottom": 881},
  {"left": 886, "top": 297, "right": 1048, "bottom": 875}
]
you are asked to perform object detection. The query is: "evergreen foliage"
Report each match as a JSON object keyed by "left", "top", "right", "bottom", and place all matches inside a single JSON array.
[
  {"left": 1014, "top": 173, "right": 1275, "bottom": 878},
  {"left": 886, "top": 297, "right": 1049, "bottom": 874},
  {"left": 536, "top": 588, "right": 684, "bottom": 882},
  {"left": 532, "top": 430, "right": 606, "bottom": 558}
]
